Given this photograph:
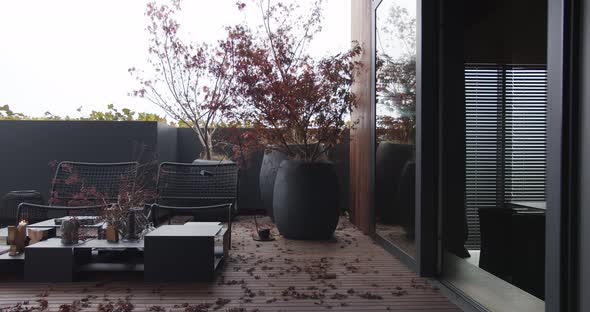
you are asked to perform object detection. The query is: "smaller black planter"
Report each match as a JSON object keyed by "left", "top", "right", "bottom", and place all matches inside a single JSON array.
[
  {"left": 375, "top": 142, "right": 414, "bottom": 224},
  {"left": 396, "top": 161, "right": 415, "bottom": 238},
  {"left": 273, "top": 160, "right": 340, "bottom": 240},
  {"left": 259, "top": 150, "right": 289, "bottom": 220}
]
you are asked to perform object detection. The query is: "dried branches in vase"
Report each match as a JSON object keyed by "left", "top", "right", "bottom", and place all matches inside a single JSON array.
[
  {"left": 104, "top": 163, "right": 156, "bottom": 242},
  {"left": 48, "top": 155, "right": 157, "bottom": 242}
]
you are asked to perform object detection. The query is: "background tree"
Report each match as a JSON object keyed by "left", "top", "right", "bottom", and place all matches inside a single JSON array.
[
  {"left": 376, "top": 5, "right": 416, "bottom": 143},
  {"left": 0, "top": 104, "right": 171, "bottom": 124},
  {"left": 129, "top": 0, "right": 239, "bottom": 160},
  {"left": 0, "top": 105, "right": 63, "bottom": 120},
  {"left": 86, "top": 104, "right": 136, "bottom": 121},
  {"left": 0, "top": 105, "right": 27, "bottom": 120},
  {"left": 85, "top": 104, "right": 171, "bottom": 124}
]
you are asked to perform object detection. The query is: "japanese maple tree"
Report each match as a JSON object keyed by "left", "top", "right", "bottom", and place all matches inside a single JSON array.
[{"left": 230, "top": 0, "right": 362, "bottom": 162}]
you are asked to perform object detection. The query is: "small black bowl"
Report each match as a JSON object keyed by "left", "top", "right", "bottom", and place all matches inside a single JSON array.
[{"left": 258, "top": 228, "right": 271, "bottom": 240}]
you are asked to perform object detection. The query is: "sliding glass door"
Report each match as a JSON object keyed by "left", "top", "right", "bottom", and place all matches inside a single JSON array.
[
  {"left": 439, "top": 1, "right": 549, "bottom": 310},
  {"left": 368, "top": 0, "right": 578, "bottom": 310}
]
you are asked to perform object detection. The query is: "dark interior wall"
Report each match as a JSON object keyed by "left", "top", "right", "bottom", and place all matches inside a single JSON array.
[
  {"left": 0, "top": 121, "right": 171, "bottom": 201},
  {"left": 464, "top": 0, "right": 547, "bottom": 64}
]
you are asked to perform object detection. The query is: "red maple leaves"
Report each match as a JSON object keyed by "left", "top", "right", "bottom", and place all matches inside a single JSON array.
[
  {"left": 228, "top": 0, "right": 362, "bottom": 162},
  {"left": 132, "top": 0, "right": 362, "bottom": 163}
]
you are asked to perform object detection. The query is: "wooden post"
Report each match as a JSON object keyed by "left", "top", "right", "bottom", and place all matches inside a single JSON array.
[{"left": 350, "top": 0, "right": 373, "bottom": 234}]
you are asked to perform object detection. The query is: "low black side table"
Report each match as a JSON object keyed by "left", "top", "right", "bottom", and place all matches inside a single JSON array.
[
  {"left": 511, "top": 209, "right": 545, "bottom": 300},
  {"left": 144, "top": 223, "right": 227, "bottom": 282},
  {"left": 24, "top": 238, "right": 78, "bottom": 282},
  {"left": 478, "top": 207, "right": 514, "bottom": 280},
  {"left": 478, "top": 203, "right": 546, "bottom": 300},
  {"left": 1, "top": 191, "right": 43, "bottom": 226}
]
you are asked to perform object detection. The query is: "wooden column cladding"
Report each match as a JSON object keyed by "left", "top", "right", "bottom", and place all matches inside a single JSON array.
[{"left": 350, "top": 0, "right": 373, "bottom": 234}]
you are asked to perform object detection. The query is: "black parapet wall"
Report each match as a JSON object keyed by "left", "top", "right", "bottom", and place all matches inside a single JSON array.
[
  {"left": 176, "top": 127, "right": 204, "bottom": 163},
  {"left": 0, "top": 120, "right": 177, "bottom": 203},
  {"left": 0, "top": 121, "right": 349, "bottom": 215}
]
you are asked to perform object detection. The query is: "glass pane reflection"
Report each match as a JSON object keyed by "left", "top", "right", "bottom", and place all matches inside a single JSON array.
[{"left": 375, "top": 0, "right": 417, "bottom": 257}]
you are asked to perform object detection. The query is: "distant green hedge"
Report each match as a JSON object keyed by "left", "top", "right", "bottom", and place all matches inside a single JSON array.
[{"left": 0, "top": 104, "right": 178, "bottom": 126}]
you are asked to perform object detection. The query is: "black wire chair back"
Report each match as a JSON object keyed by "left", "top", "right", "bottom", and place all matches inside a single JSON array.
[
  {"left": 156, "top": 162, "right": 238, "bottom": 208},
  {"left": 153, "top": 162, "right": 238, "bottom": 249},
  {"left": 50, "top": 161, "right": 138, "bottom": 206},
  {"left": 16, "top": 161, "right": 138, "bottom": 225}
]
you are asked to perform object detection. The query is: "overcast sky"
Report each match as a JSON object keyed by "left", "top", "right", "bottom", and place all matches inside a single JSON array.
[{"left": 0, "top": 0, "right": 351, "bottom": 118}]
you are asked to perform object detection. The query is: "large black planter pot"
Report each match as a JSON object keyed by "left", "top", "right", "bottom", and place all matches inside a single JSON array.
[
  {"left": 375, "top": 142, "right": 414, "bottom": 224},
  {"left": 273, "top": 160, "right": 340, "bottom": 240},
  {"left": 192, "top": 159, "right": 236, "bottom": 165},
  {"left": 259, "top": 150, "right": 289, "bottom": 220}
]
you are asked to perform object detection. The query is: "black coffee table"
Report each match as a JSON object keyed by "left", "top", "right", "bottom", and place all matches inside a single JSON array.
[
  {"left": 24, "top": 238, "right": 84, "bottom": 282},
  {"left": 16, "top": 221, "right": 227, "bottom": 282}
]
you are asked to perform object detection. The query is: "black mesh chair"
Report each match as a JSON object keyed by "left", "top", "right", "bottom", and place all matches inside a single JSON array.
[
  {"left": 151, "top": 162, "right": 238, "bottom": 248},
  {"left": 15, "top": 161, "right": 138, "bottom": 225}
]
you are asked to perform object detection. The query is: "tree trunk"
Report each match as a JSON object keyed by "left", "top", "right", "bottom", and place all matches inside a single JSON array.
[{"left": 195, "top": 127, "right": 213, "bottom": 160}]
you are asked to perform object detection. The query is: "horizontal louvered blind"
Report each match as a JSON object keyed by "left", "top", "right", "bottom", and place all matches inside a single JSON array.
[
  {"left": 465, "top": 65, "right": 503, "bottom": 249},
  {"left": 504, "top": 67, "right": 547, "bottom": 203},
  {"left": 464, "top": 64, "right": 547, "bottom": 249}
]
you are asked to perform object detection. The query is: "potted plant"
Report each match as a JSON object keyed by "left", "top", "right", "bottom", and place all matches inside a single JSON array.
[
  {"left": 105, "top": 183, "right": 155, "bottom": 242},
  {"left": 230, "top": 1, "right": 362, "bottom": 239}
]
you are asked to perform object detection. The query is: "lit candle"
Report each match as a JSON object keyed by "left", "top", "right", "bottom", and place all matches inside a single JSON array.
[
  {"left": 6, "top": 226, "right": 15, "bottom": 245},
  {"left": 15, "top": 220, "right": 27, "bottom": 252},
  {"left": 8, "top": 245, "right": 17, "bottom": 257},
  {"left": 106, "top": 223, "right": 119, "bottom": 243}
]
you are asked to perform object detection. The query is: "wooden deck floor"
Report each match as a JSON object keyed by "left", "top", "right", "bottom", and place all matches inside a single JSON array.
[{"left": 0, "top": 216, "right": 460, "bottom": 311}]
